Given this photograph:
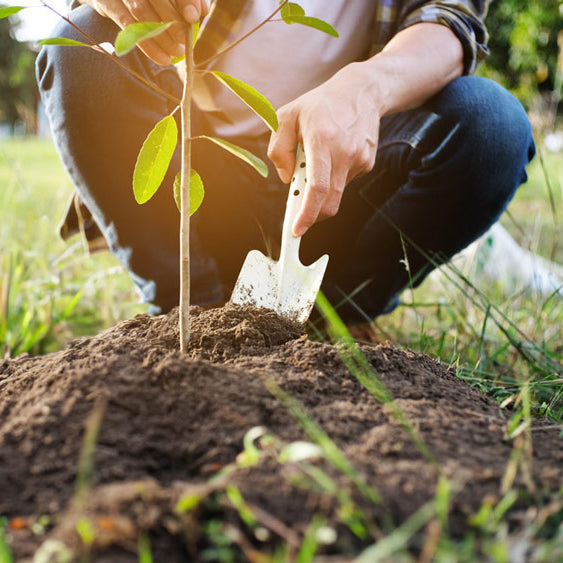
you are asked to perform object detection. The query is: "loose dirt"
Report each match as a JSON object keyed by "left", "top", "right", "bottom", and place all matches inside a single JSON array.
[{"left": 1, "top": 304, "right": 561, "bottom": 561}]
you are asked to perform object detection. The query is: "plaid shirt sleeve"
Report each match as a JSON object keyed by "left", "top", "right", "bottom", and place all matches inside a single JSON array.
[{"left": 397, "top": 1, "right": 489, "bottom": 74}]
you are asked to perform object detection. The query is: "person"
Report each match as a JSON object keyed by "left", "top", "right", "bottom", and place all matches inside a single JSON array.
[{"left": 36, "top": 0, "right": 536, "bottom": 324}]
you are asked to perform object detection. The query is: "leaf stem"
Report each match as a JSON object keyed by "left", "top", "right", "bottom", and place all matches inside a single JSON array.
[
  {"left": 179, "top": 23, "right": 193, "bottom": 352},
  {"left": 195, "top": 0, "right": 289, "bottom": 68}
]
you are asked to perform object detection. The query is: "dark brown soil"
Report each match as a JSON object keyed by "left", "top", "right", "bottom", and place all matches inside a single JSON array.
[{"left": 1, "top": 304, "right": 561, "bottom": 561}]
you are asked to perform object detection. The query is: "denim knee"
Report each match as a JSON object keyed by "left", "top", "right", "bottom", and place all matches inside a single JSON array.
[{"left": 428, "top": 76, "right": 536, "bottom": 220}]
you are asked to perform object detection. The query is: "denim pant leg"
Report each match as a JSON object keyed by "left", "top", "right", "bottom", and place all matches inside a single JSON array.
[
  {"left": 36, "top": 5, "right": 223, "bottom": 313},
  {"left": 303, "top": 76, "right": 536, "bottom": 323}
]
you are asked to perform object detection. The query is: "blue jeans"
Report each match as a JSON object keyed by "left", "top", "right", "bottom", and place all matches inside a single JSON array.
[{"left": 36, "top": 6, "right": 536, "bottom": 322}]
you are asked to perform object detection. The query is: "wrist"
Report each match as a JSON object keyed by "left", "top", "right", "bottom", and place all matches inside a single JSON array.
[{"left": 333, "top": 60, "right": 387, "bottom": 119}]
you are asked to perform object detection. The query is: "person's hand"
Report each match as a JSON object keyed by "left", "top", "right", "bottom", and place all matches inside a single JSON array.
[
  {"left": 268, "top": 62, "right": 381, "bottom": 237},
  {"left": 83, "top": 0, "right": 209, "bottom": 64}
]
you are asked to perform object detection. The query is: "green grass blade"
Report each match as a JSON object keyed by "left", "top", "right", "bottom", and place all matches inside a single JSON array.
[
  {"left": 137, "top": 533, "right": 153, "bottom": 563},
  {"left": 263, "top": 377, "right": 381, "bottom": 505},
  {"left": 296, "top": 515, "right": 326, "bottom": 563},
  {"left": 0, "top": 517, "right": 13, "bottom": 563},
  {"left": 315, "top": 291, "right": 437, "bottom": 465},
  {"left": 355, "top": 501, "right": 436, "bottom": 562}
]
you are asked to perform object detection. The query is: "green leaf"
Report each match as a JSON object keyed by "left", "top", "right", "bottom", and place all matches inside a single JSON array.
[
  {"left": 280, "top": 4, "right": 339, "bottom": 37},
  {"left": 200, "top": 135, "right": 268, "bottom": 178},
  {"left": 133, "top": 116, "right": 178, "bottom": 204},
  {"left": 283, "top": 15, "right": 338, "bottom": 37},
  {"left": 280, "top": 2, "right": 305, "bottom": 19},
  {"left": 0, "top": 6, "right": 25, "bottom": 19},
  {"left": 210, "top": 71, "right": 278, "bottom": 132},
  {"left": 173, "top": 169, "right": 204, "bottom": 215},
  {"left": 115, "top": 21, "right": 173, "bottom": 56},
  {"left": 39, "top": 37, "right": 90, "bottom": 47}
]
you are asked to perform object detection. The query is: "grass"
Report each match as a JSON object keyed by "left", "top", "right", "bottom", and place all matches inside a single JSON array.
[
  {"left": 1, "top": 134, "right": 562, "bottom": 560},
  {"left": 0, "top": 136, "right": 145, "bottom": 357},
  {"left": 369, "top": 144, "right": 563, "bottom": 424}
]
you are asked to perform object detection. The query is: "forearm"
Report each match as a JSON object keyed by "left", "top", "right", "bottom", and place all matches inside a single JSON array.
[{"left": 358, "top": 22, "right": 464, "bottom": 117}]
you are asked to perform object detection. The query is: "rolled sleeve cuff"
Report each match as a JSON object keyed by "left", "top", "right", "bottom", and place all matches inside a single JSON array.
[{"left": 398, "top": 4, "right": 489, "bottom": 74}]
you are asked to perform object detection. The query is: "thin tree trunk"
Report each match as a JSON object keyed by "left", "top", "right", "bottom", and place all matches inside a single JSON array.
[{"left": 180, "top": 24, "right": 194, "bottom": 352}]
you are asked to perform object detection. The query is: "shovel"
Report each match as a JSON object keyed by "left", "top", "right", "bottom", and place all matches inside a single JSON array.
[{"left": 230, "top": 144, "right": 329, "bottom": 323}]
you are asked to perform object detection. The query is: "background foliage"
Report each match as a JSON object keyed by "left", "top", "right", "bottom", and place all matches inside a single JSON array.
[
  {"left": 479, "top": 0, "right": 563, "bottom": 114},
  {"left": 0, "top": 15, "right": 37, "bottom": 132}
]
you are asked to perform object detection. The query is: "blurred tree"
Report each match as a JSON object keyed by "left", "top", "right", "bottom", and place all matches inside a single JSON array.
[
  {"left": 0, "top": 16, "right": 38, "bottom": 134},
  {"left": 479, "top": 0, "right": 563, "bottom": 112}
]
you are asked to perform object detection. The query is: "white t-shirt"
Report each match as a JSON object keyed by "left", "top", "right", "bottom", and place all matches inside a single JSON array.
[{"left": 201, "top": 1, "right": 378, "bottom": 139}]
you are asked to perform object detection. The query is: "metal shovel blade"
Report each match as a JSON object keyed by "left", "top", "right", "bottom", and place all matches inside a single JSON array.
[{"left": 230, "top": 145, "right": 329, "bottom": 323}]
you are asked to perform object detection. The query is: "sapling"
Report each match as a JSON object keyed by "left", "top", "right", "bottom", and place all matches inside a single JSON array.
[{"left": 2, "top": 1, "right": 337, "bottom": 351}]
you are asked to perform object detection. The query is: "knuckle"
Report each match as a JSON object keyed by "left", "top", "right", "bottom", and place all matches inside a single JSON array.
[
  {"left": 128, "top": 2, "right": 145, "bottom": 18},
  {"left": 311, "top": 181, "right": 330, "bottom": 196},
  {"left": 317, "top": 126, "right": 337, "bottom": 144},
  {"left": 266, "top": 143, "right": 279, "bottom": 162},
  {"left": 356, "top": 149, "right": 375, "bottom": 174},
  {"left": 324, "top": 203, "right": 339, "bottom": 218}
]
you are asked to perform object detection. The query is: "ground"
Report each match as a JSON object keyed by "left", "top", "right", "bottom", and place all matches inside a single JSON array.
[{"left": 0, "top": 304, "right": 562, "bottom": 561}]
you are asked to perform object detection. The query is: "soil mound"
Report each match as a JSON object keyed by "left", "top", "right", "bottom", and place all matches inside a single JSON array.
[{"left": 0, "top": 304, "right": 561, "bottom": 560}]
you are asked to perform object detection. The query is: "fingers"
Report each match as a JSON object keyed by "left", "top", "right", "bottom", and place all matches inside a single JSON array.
[
  {"left": 91, "top": 0, "right": 208, "bottom": 64},
  {"left": 175, "top": 0, "right": 208, "bottom": 23},
  {"left": 292, "top": 141, "right": 332, "bottom": 237},
  {"left": 293, "top": 141, "right": 376, "bottom": 237},
  {"left": 267, "top": 108, "right": 298, "bottom": 184}
]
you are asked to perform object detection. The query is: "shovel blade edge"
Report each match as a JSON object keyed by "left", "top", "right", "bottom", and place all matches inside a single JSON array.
[
  {"left": 230, "top": 250, "right": 278, "bottom": 310},
  {"left": 230, "top": 251, "right": 329, "bottom": 323},
  {"left": 277, "top": 254, "right": 329, "bottom": 323}
]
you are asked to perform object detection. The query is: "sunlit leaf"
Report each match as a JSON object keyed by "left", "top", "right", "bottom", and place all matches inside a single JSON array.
[
  {"left": 284, "top": 16, "right": 338, "bottom": 37},
  {"left": 280, "top": 3, "right": 338, "bottom": 37},
  {"left": 115, "top": 21, "right": 173, "bottom": 56},
  {"left": 0, "top": 5, "right": 25, "bottom": 20},
  {"left": 39, "top": 37, "right": 90, "bottom": 47},
  {"left": 133, "top": 116, "right": 178, "bottom": 204},
  {"left": 0, "top": 6, "right": 25, "bottom": 19},
  {"left": 210, "top": 71, "right": 278, "bottom": 132},
  {"left": 173, "top": 169, "right": 204, "bottom": 215},
  {"left": 200, "top": 135, "right": 268, "bottom": 177},
  {"left": 280, "top": 2, "right": 305, "bottom": 19}
]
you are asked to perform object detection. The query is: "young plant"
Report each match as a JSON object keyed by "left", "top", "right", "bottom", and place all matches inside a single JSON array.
[
  {"left": 3, "top": 1, "right": 337, "bottom": 351},
  {"left": 129, "top": 2, "right": 337, "bottom": 350}
]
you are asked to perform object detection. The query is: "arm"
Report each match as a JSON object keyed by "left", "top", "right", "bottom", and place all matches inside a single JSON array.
[
  {"left": 268, "top": 22, "right": 464, "bottom": 237},
  {"left": 81, "top": 0, "right": 208, "bottom": 64}
]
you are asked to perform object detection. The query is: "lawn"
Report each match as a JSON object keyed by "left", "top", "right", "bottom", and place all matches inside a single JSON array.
[
  {"left": 0, "top": 136, "right": 145, "bottom": 357},
  {"left": 1, "top": 135, "right": 562, "bottom": 561},
  {"left": 1, "top": 134, "right": 562, "bottom": 420}
]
